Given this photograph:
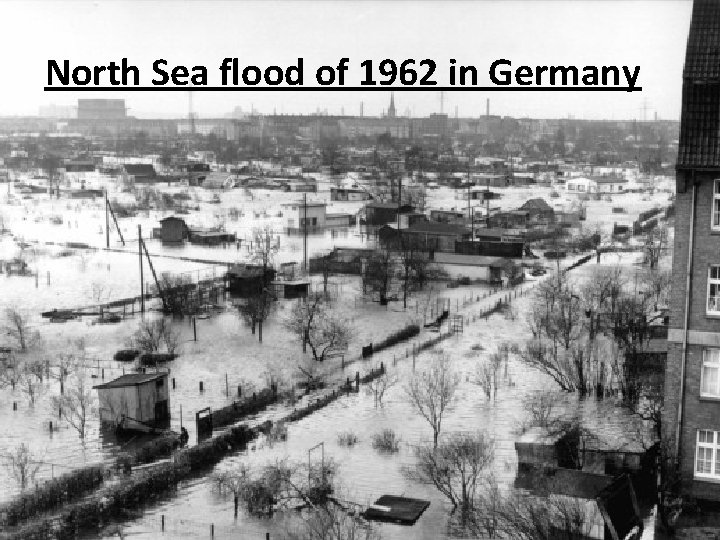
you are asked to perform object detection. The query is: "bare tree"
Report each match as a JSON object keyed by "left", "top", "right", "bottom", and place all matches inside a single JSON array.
[
  {"left": 3, "top": 307, "right": 39, "bottom": 352},
  {"left": 363, "top": 249, "right": 396, "bottom": 305},
  {"left": 492, "top": 489, "right": 601, "bottom": 540},
  {"left": 237, "top": 290, "right": 274, "bottom": 343},
  {"left": 52, "top": 372, "right": 96, "bottom": 440},
  {"left": 0, "top": 353, "right": 22, "bottom": 390},
  {"left": 405, "top": 354, "right": 459, "bottom": 447},
  {"left": 393, "top": 233, "right": 432, "bottom": 309},
  {"left": 158, "top": 274, "right": 199, "bottom": 316},
  {"left": 405, "top": 431, "right": 495, "bottom": 514},
  {"left": 473, "top": 345, "right": 508, "bottom": 400},
  {"left": 365, "top": 369, "right": 398, "bottom": 407},
  {"left": 285, "top": 503, "right": 381, "bottom": 540},
  {"left": 213, "top": 465, "right": 251, "bottom": 518},
  {"left": 520, "top": 389, "right": 563, "bottom": 432},
  {"left": 18, "top": 363, "right": 44, "bottom": 405},
  {"left": 52, "top": 352, "right": 76, "bottom": 394},
  {"left": 127, "top": 318, "right": 179, "bottom": 354},
  {"left": 250, "top": 225, "right": 278, "bottom": 278},
  {"left": 297, "top": 355, "right": 329, "bottom": 391},
  {"left": 646, "top": 267, "right": 672, "bottom": 309},
  {"left": 3, "top": 443, "right": 41, "bottom": 490},
  {"left": 285, "top": 295, "right": 352, "bottom": 362},
  {"left": 520, "top": 276, "right": 589, "bottom": 395},
  {"left": 644, "top": 225, "right": 668, "bottom": 269},
  {"left": 222, "top": 457, "right": 337, "bottom": 517}
]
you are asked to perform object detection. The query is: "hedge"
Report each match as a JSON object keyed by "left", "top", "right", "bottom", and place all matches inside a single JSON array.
[
  {"left": 371, "top": 324, "right": 420, "bottom": 355},
  {"left": 0, "top": 465, "right": 105, "bottom": 528}
]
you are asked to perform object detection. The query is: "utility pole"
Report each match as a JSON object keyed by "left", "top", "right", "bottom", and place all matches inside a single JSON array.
[
  {"left": 105, "top": 190, "right": 110, "bottom": 248},
  {"left": 396, "top": 175, "right": 402, "bottom": 230},
  {"left": 139, "top": 225, "right": 145, "bottom": 313},
  {"left": 467, "top": 166, "right": 473, "bottom": 242},
  {"left": 303, "top": 193, "right": 308, "bottom": 271}
]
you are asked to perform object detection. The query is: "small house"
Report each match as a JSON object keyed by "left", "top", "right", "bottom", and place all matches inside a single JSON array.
[
  {"left": 378, "top": 222, "right": 470, "bottom": 253},
  {"left": 271, "top": 279, "right": 310, "bottom": 299},
  {"left": 283, "top": 202, "right": 327, "bottom": 232},
  {"left": 488, "top": 210, "right": 530, "bottom": 229},
  {"left": 226, "top": 264, "right": 276, "bottom": 297},
  {"left": 94, "top": 372, "right": 170, "bottom": 428},
  {"left": 122, "top": 164, "right": 157, "bottom": 184},
  {"left": 518, "top": 198, "right": 555, "bottom": 224},
  {"left": 330, "top": 187, "right": 372, "bottom": 201},
  {"left": 364, "top": 202, "right": 414, "bottom": 226},
  {"left": 159, "top": 216, "right": 189, "bottom": 243},
  {"left": 2, "top": 258, "right": 30, "bottom": 275}
]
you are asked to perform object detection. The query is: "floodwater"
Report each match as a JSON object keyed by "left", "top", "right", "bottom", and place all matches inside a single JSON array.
[
  {"left": 0, "top": 180, "right": 657, "bottom": 538},
  {"left": 87, "top": 286, "right": 648, "bottom": 540}
]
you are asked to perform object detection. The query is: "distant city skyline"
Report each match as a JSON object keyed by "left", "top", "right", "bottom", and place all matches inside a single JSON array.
[{"left": 1, "top": 1, "right": 692, "bottom": 121}]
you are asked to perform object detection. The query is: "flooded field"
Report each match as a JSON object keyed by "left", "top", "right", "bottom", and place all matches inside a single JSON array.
[{"left": 0, "top": 179, "right": 663, "bottom": 538}]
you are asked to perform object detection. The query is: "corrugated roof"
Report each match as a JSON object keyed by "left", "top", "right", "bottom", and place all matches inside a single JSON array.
[
  {"left": 93, "top": 372, "right": 166, "bottom": 389},
  {"left": 678, "top": 0, "right": 720, "bottom": 168}
]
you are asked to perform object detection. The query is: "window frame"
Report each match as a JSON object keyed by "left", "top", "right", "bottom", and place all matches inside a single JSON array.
[
  {"left": 702, "top": 349, "right": 720, "bottom": 398},
  {"left": 695, "top": 430, "right": 720, "bottom": 480},
  {"left": 713, "top": 179, "right": 720, "bottom": 231},
  {"left": 707, "top": 265, "right": 720, "bottom": 316}
]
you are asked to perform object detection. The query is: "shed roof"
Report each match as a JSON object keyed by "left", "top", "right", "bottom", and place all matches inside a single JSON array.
[{"left": 94, "top": 372, "right": 166, "bottom": 389}]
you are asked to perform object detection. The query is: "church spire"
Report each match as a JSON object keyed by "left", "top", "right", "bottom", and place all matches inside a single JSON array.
[{"left": 388, "top": 92, "right": 396, "bottom": 118}]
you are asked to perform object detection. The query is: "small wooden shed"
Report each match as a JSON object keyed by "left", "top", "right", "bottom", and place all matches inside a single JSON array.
[
  {"left": 94, "top": 372, "right": 170, "bottom": 428},
  {"left": 159, "top": 216, "right": 189, "bottom": 243}
]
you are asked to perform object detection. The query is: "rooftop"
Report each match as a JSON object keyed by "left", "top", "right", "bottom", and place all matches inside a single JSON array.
[
  {"left": 678, "top": 0, "right": 720, "bottom": 168},
  {"left": 93, "top": 372, "right": 167, "bottom": 389}
]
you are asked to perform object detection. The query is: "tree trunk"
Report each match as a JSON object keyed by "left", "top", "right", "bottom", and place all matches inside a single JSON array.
[
  {"left": 258, "top": 320, "right": 263, "bottom": 343},
  {"left": 251, "top": 319, "right": 256, "bottom": 334}
]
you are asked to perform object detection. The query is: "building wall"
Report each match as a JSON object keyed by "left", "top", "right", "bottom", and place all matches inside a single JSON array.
[
  {"left": 98, "top": 386, "right": 139, "bottom": 424},
  {"left": 665, "top": 172, "right": 720, "bottom": 501}
]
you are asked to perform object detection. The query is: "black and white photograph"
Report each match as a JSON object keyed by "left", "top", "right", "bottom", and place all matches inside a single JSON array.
[{"left": 0, "top": 0, "right": 713, "bottom": 538}]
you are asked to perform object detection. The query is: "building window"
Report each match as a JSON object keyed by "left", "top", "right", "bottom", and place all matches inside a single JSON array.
[
  {"left": 713, "top": 180, "right": 720, "bottom": 230},
  {"left": 702, "top": 349, "right": 720, "bottom": 397},
  {"left": 696, "top": 430, "right": 720, "bottom": 479},
  {"left": 708, "top": 266, "right": 720, "bottom": 315}
]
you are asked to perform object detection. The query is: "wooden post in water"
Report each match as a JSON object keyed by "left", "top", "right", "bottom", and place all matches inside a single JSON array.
[
  {"left": 193, "top": 317, "right": 197, "bottom": 341},
  {"left": 225, "top": 373, "right": 229, "bottom": 397}
]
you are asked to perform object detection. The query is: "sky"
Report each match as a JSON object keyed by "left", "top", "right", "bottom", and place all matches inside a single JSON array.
[{"left": 0, "top": 0, "right": 693, "bottom": 121}]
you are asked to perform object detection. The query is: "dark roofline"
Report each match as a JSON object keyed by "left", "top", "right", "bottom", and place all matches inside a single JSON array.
[{"left": 93, "top": 372, "right": 167, "bottom": 389}]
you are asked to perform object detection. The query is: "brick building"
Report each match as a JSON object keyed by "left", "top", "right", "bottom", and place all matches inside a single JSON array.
[{"left": 664, "top": 0, "right": 720, "bottom": 501}]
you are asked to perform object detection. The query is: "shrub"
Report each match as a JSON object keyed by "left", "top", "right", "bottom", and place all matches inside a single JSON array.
[
  {"left": 372, "top": 429, "right": 401, "bottom": 453},
  {"left": 337, "top": 431, "right": 359, "bottom": 447}
]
